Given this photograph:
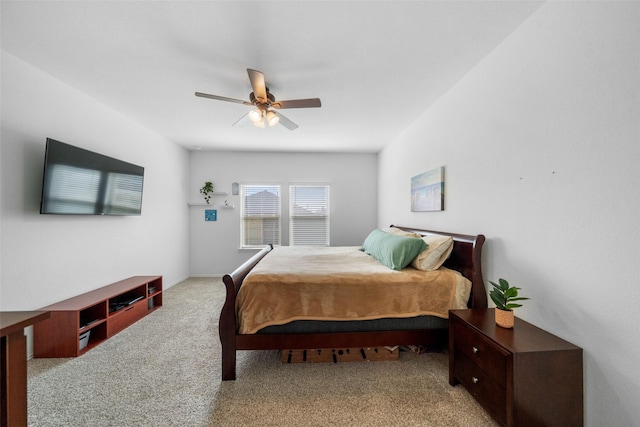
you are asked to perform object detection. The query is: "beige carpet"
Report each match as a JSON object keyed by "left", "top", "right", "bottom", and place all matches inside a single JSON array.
[{"left": 27, "top": 277, "right": 498, "bottom": 426}]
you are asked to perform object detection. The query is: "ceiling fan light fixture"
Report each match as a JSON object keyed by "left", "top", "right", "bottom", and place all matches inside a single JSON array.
[
  {"left": 248, "top": 108, "right": 262, "bottom": 122},
  {"left": 266, "top": 110, "right": 279, "bottom": 127},
  {"left": 196, "top": 68, "right": 321, "bottom": 131}
]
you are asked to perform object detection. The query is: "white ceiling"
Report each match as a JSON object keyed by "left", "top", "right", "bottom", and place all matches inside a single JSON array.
[{"left": 1, "top": 1, "right": 543, "bottom": 153}]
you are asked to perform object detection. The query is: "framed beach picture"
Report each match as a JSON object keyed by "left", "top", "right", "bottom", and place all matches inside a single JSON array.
[{"left": 411, "top": 167, "right": 444, "bottom": 212}]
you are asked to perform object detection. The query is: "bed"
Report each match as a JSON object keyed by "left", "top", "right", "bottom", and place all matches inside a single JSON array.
[{"left": 219, "top": 225, "right": 486, "bottom": 380}]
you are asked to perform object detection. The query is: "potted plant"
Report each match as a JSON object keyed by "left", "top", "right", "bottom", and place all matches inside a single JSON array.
[
  {"left": 489, "top": 278, "right": 529, "bottom": 328},
  {"left": 199, "top": 181, "right": 214, "bottom": 204}
]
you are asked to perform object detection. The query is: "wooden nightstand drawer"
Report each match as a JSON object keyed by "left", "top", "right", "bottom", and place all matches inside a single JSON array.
[
  {"left": 454, "top": 321, "right": 508, "bottom": 385},
  {"left": 455, "top": 352, "right": 507, "bottom": 425},
  {"left": 449, "top": 309, "right": 583, "bottom": 427}
]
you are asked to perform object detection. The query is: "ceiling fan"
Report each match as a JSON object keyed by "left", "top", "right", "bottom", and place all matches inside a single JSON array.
[{"left": 195, "top": 68, "right": 321, "bottom": 130}]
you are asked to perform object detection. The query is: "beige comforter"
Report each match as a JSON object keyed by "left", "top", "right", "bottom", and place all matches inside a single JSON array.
[{"left": 236, "top": 246, "right": 471, "bottom": 334}]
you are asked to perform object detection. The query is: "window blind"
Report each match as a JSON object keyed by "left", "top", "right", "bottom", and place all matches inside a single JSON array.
[
  {"left": 240, "top": 184, "right": 281, "bottom": 248},
  {"left": 289, "top": 185, "right": 330, "bottom": 246}
]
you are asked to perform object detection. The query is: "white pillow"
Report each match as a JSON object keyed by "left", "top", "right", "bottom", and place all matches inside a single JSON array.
[
  {"left": 382, "top": 227, "right": 422, "bottom": 238},
  {"left": 411, "top": 235, "right": 454, "bottom": 271}
]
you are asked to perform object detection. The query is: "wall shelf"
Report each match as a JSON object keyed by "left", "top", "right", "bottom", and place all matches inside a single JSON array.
[
  {"left": 188, "top": 191, "right": 229, "bottom": 206},
  {"left": 187, "top": 203, "right": 235, "bottom": 208}
]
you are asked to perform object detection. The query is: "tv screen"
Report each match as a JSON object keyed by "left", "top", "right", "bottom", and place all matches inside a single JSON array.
[{"left": 40, "top": 138, "right": 144, "bottom": 215}]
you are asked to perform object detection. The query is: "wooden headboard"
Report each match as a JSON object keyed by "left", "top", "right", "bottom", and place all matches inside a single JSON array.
[{"left": 391, "top": 225, "right": 487, "bottom": 309}]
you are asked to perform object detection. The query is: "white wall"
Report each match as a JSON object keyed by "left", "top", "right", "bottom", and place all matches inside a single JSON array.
[
  {"left": 378, "top": 3, "right": 639, "bottom": 426},
  {"left": 1, "top": 51, "right": 191, "bottom": 314},
  {"left": 189, "top": 151, "right": 377, "bottom": 275}
]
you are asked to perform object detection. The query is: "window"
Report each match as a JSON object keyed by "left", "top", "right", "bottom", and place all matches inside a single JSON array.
[
  {"left": 289, "top": 185, "right": 330, "bottom": 246},
  {"left": 240, "top": 184, "right": 281, "bottom": 248}
]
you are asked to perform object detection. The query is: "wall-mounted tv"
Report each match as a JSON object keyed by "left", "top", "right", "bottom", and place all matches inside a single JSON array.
[{"left": 40, "top": 138, "right": 144, "bottom": 215}]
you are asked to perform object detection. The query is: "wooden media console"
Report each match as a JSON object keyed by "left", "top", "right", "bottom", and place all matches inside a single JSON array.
[{"left": 33, "top": 276, "right": 162, "bottom": 358}]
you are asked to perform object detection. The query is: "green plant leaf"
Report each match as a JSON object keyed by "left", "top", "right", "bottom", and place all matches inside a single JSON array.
[
  {"left": 489, "top": 290, "right": 506, "bottom": 310},
  {"left": 504, "top": 288, "right": 518, "bottom": 298},
  {"left": 488, "top": 278, "right": 528, "bottom": 310}
]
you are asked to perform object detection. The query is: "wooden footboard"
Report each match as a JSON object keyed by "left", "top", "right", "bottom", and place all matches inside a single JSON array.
[
  {"left": 219, "top": 227, "right": 486, "bottom": 381},
  {"left": 220, "top": 244, "right": 273, "bottom": 380}
]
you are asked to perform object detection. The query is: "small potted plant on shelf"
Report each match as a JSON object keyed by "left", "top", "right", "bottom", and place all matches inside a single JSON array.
[
  {"left": 489, "top": 278, "right": 529, "bottom": 328},
  {"left": 199, "top": 181, "right": 214, "bottom": 204}
]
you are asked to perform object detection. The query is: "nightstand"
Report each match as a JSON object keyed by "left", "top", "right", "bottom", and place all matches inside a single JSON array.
[{"left": 449, "top": 309, "right": 583, "bottom": 427}]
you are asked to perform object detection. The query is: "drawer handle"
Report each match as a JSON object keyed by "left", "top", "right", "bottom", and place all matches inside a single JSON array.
[
  {"left": 472, "top": 376, "right": 479, "bottom": 384},
  {"left": 472, "top": 346, "right": 479, "bottom": 354}
]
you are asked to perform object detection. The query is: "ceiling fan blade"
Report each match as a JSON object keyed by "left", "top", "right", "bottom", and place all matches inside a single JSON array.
[
  {"left": 274, "top": 111, "right": 299, "bottom": 130},
  {"left": 195, "top": 92, "right": 252, "bottom": 106},
  {"left": 247, "top": 69, "right": 267, "bottom": 102},
  {"left": 272, "top": 98, "right": 322, "bottom": 109},
  {"left": 232, "top": 112, "right": 251, "bottom": 127}
]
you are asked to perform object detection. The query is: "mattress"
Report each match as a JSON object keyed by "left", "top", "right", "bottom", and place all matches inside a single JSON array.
[{"left": 236, "top": 246, "right": 471, "bottom": 334}]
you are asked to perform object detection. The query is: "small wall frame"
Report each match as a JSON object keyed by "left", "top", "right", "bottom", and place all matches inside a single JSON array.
[
  {"left": 411, "top": 167, "right": 444, "bottom": 212},
  {"left": 205, "top": 209, "right": 217, "bottom": 221}
]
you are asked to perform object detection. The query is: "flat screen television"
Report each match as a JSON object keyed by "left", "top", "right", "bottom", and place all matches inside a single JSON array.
[{"left": 40, "top": 138, "right": 144, "bottom": 215}]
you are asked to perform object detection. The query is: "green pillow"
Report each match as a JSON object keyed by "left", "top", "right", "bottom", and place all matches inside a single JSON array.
[{"left": 361, "top": 229, "right": 427, "bottom": 270}]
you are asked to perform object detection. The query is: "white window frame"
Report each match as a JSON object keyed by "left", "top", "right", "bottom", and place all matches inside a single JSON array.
[
  {"left": 289, "top": 184, "right": 330, "bottom": 246},
  {"left": 240, "top": 184, "right": 281, "bottom": 249}
]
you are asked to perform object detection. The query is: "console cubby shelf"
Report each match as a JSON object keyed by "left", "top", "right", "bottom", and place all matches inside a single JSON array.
[{"left": 33, "top": 276, "right": 162, "bottom": 358}]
